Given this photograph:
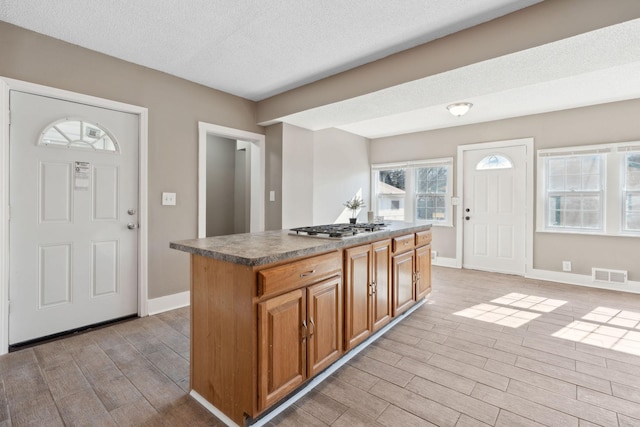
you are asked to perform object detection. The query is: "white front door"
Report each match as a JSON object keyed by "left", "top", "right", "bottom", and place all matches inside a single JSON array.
[
  {"left": 463, "top": 144, "right": 527, "bottom": 275},
  {"left": 9, "top": 91, "right": 139, "bottom": 345}
]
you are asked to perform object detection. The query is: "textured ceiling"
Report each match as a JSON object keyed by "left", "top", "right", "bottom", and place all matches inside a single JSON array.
[
  {"left": 0, "top": 0, "right": 540, "bottom": 101},
  {"left": 280, "top": 19, "right": 640, "bottom": 138},
  {"left": 2, "top": 1, "right": 638, "bottom": 138}
]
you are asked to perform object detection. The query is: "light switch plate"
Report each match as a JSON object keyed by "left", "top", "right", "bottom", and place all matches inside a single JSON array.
[{"left": 162, "top": 192, "right": 176, "bottom": 206}]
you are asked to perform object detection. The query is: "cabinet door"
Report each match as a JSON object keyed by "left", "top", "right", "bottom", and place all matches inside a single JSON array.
[
  {"left": 371, "top": 239, "right": 392, "bottom": 331},
  {"left": 415, "top": 244, "right": 432, "bottom": 301},
  {"left": 307, "top": 276, "right": 343, "bottom": 377},
  {"left": 257, "top": 289, "right": 306, "bottom": 411},
  {"left": 344, "top": 244, "right": 372, "bottom": 349},
  {"left": 392, "top": 250, "right": 415, "bottom": 316}
]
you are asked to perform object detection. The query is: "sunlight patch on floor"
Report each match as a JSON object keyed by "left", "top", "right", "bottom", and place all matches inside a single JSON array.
[
  {"left": 552, "top": 306, "right": 640, "bottom": 356},
  {"left": 454, "top": 303, "right": 541, "bottom": 327},
  {"left": 490, "top": 293, "right": 568, "bottom": 313},
  {"left": 453, "top": 292, "right": 567, "bottom": 328},
  {"left": 454, "top": 293, "right": 567, "bottom": 328}
]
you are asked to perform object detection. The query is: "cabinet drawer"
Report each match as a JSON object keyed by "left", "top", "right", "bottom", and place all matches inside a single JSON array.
[
  {"left": 258, "top": 251, "right": 341, "bottom": 297},
  {"left": 415, "top": 230, "right": 432, "bottom": 246},
  {"left": 392, "top": 234, "right": 415, "bottom": 254}
]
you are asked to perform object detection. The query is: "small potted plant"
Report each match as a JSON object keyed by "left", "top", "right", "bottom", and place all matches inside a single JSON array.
[{"left": 344, "top": 196, "right": 366, "bottom": 224}]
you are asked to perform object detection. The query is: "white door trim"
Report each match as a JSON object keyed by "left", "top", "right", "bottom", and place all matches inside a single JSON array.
[
  {"left": 456, "top": 138, "right": 534, "bottom": 275},
  {"left": 197, "top": 122, "right": 265, "bottom": 238},
  {"left": 0, "top": 77, "right": 149, "bottom": 354}
]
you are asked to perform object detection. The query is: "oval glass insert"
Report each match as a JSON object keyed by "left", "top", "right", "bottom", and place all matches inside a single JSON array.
[
  {"left": 39, "top": 119, "right": 119, "bottom": 153},
  {"left": 476, "top": 154, "right": 512, "bottom": 170}
]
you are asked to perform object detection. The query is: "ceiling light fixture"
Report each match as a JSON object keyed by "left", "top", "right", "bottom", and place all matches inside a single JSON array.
[{"left": 447, "top": 102, "right": 473, "bottom": 117}]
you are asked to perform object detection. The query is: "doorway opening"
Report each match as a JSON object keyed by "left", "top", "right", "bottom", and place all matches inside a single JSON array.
[{"left": 198, "top": 122, "right": 265, "bottom": 238}]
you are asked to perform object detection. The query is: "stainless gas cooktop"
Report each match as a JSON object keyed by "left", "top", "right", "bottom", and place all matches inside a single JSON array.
[{"left": 290, "top": 222, "right": 387, "bottom": 238}]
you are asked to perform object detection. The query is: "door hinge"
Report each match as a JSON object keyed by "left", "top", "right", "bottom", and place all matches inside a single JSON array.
[
  {"left": 7, "top": 109, "right": 10, "bottom": 125},
  {"left": 6, "top": 205, "right": 10, "bottom": 221}
]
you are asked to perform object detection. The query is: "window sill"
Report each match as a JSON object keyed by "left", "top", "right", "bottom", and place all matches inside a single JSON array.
[
  {"left": 536, "top": 228, "right": 640, "bottom": 238},
  {"left": 422, "top": 221, "right": 453, "bottom": 228}
]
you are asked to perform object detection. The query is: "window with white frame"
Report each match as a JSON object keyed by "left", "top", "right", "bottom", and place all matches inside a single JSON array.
[
  {"left": 372, "top": 158, "right": 453, "bottom": 225},
  {"left": 415, "top": 165, "right": 449, "bottom": 222},
  {"left": 623, "top": 152, "right": 640, "bottom": 232},
  {"left": 376, "top": 168, "right": 406, "bottom": 221},
  {"left": 545, "top": 154, "right": 604, "bottom": 231},
  {"left": 538, "top": 142, "right": 640, "bottom": 236}
]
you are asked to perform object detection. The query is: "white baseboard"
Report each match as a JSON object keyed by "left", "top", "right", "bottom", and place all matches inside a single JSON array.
[
  {"left": 527, "top": 269, "right": 640, "bottom": 295},
  {"left": 432, "top": 256, "right": 458, "bottom": 268},
  {"left": 147, "top": 290, "right": 190, "bottom": 315},
  {"left": 431, "top": 261, "right": 640, "bottom": 295},
  {"left": 190, "top": 390, "right": 240, "bottom": 427}
]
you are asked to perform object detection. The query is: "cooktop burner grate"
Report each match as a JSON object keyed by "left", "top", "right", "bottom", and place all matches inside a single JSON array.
[{"left": 290, "top": 222, "right": 387, "bottom": 238}]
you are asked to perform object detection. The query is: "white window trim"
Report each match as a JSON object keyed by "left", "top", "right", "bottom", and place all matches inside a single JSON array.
[
  {"left": 622, "top": 148, "right": 640, "bottom": 235},
  {"left": 537, "top": 142, "right": 640, "bottom": 237},
  {"left": 371, "top": 157, "right": 453, "bottom": 226}
]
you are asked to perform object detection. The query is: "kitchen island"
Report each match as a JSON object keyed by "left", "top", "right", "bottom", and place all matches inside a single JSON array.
[{"left": 170, "top": 222, "right": 432, "bottom": 426}]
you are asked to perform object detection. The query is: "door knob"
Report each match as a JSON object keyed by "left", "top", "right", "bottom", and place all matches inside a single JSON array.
[
  {"left": 127, "top": 223, "right": 137, "bottom": 230},
  {"left": 465, "top": 216, "right": 471, "bottom": 221},
  {"left": 128, "top": 208, "right": 136, "bottom": 215}
]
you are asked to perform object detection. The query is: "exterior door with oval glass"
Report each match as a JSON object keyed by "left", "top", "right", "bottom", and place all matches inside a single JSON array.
[
  {"left": 463, "top": 145, "right": 526, "bottom": 275},
  {"left": 9, "top": 91, "right": 139, "bottom": 345}
]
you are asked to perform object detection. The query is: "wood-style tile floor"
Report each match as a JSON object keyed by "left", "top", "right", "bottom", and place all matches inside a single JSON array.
[{"left": 2, "top": 267, "right": 640, "bottom": 426}]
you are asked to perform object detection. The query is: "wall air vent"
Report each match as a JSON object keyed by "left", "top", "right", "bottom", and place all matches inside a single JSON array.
[{"left": 592, "top": 268, "right": 628, "bottom": 284}]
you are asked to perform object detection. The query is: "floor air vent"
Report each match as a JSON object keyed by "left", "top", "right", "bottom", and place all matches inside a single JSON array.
[{"left": 592, "top": 268, "right": 628, "bottom": 284}]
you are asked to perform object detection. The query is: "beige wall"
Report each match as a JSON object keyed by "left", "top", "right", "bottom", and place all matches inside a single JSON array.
[
  {"left": 206, "top": 135, "right": 237, "bottom": 237},
  {"left": 370, "top": 99, "right": 640, "bottom": 280},
  {"left": 312, "top": 128, "right": 370, "bottom": 224},
  {"left": 0, "top": 21, "right": 263, "bottom": 299},
  {"left": 282, "top": 124, "right": 315, "bottom": 228},
  {"left": 264, "top": 124, "right": 283, "bottom": 230},
  {"left": 265, "top": 125, "right": 371, "bottom": 227}
]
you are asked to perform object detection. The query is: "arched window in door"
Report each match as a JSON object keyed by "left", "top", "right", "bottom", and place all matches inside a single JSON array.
[
  {"left": 476, "top": 154, "right": 512, "bottom": 170},
  {"left": 39, "top": 118, "right": 119, "bottom": 153}
]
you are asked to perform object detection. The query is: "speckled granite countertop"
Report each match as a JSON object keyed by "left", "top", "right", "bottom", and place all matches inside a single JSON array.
[{"left": 170, "top": 222, "right": 431, "bottom": 267}]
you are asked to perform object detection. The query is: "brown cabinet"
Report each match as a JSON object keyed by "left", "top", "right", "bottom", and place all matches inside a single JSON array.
[
  {"left": 307, "top": 277, "right": 343, "bottom": 376},
  {"left": 415, "top": 230, "right": 432, "bottom": 301},
  {"left": 258, "top": 288, "right": 306, "bottom": 410},
  {"left": 372, "top": 240, "right": 393, "bottom": 331},
  {"left": 185, "top": 227, "right": 431, "bottom": 425},
  {"left": 392, "top": 231, "right": 432, "bottom": 316},
  {"left": 344, "top": 239, "right": 392, "bottom": 349},
  {"left": 415, "top": 244, "right": 432, "bottom": 300},
  {"left": 257, "top": 273, "right": 342, "bottom": 411},
  {"left": 392, "top": 249, "right": 416, "bottom": 316}
]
